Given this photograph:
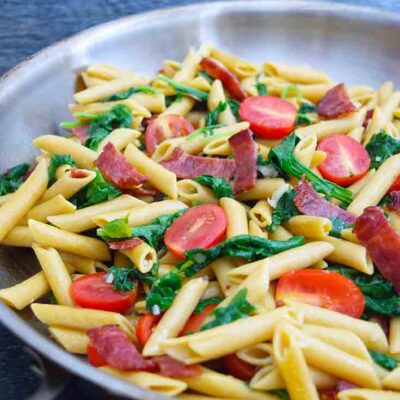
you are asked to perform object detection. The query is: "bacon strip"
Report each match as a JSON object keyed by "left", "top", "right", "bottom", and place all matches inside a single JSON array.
[
  {"left": 161, "top": 147, "right": 236, "bottom": 181},
  {"left": 294, "top": 178, "right": 356, "bottom": 224},
  {"left": 354, "top": 206, "right": 400, "bottom": 293},
  {"left": 71, "top": 125, "right": 89, "bottom": 144},
  {"left": 200, "top": 57, "right": 247, "bottom": 101},
  {"left": 95, "top": 143, "right": 147, "bottom": 189},
  {"left": 229, "top": 130, "right": 257, "bottom": 193},
  {"left": 317, "top": 83, "right": 357, "bottom": 119},
  {"left": 388, "top": 191, "right": 400, "bottom": 213},
  {"left": 109, "top": 237, "right": 143, "bottom": 250},
  {"left": 152, "top": 356, "right": 201, "bottom": 377}
]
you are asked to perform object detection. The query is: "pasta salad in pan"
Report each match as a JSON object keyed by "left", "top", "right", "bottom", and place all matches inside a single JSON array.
[{"left": 1, "top": 43, "right": 400, "bottom": 400}]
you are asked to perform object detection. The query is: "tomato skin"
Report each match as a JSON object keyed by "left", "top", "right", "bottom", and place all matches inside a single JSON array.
[
  {"left": 145, "top": 114, "right": 194, "bottom": 155},
  {"left": 71, "top": 272, "right": 137, "bottom": 314},
  {"left": 317, "top": 135, "right": 370, "bottom": 187},
  {"left": 179, "top": 304, "right": 218, "bottom": 336},
  {"left": 87, "top": 342, "right": 106, "bottom": 367},
  {"left": 239, "top": 96, "right": 297, "bottom": 139},
  {"left": 164, "top": 204, "right": 227, "bottom": 259},
  {"left": 276, "top": 269, "right": 365, "bottom": 318},
  {"left": 136, "top": 313, "right": 162, "bottom": 347},
  {"left": 222, "top": 354, "right": 258, "bottom": 381},
  {"left": 389, "top": 176, "right": 400, "bottom": 193}
]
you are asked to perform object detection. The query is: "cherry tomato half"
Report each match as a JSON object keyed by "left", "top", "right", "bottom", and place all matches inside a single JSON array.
[
  {"left": 389, "top": 175, "right": 400, "bottom": 193},
  {"left": 317, "top": 135, "right": 370, "bottom": 187},
  {"left": 164, "top": 204, "right": 227, "bottom": 259},
  {"left": 136, "top": 313, "right": 162, "bottom": 347},
  {"left": 239, "top": 96, "right": 297, "bottom": 139},
  {"left": 145, "top": 114, "right": 194, "bottom": 155},
  {"left": 179, "top": 304, "right": 218, "bottom": 336},
  {"left": 222, "top": 354, "right": 259, "bottom": 381},
  {"left": 71, "top": 272, "right": 137, "bottom": 314},
  {"left": 87, "top": 342, "right": 106, "bottom": 367},
  {"left": 276, "top": 269, "right": 365, "bottom": 318}
]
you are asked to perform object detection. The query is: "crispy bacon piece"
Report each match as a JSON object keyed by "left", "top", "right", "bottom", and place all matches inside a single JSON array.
[
  {"left": 95, "top": 143, "right": 147, "bottom": 189},
  {"left": 294, "top": 178, "right": 356, "bottom": 224},
  {"left": 319, "top": 381, "right": 358, "bottom": 400},
  {"left": 70, "top": 168, "right": 89, "bottom": 179},
  {"left": 152, "top": 356, "right": 201, "bottom": 377},
  {"left": 317, "top": 83, "right": 357, "bottom": 119},
  {"left": 71, "top": 125, "right": 89, "bottom": 143},
  {"left": 161, "top": 147, "right": 236, "bottom": 181},
  {"left": 199, "top": 57, "right": 247, "bottom": 101},
  {"left": 363, "top": 109, "right": 374, "bottom": 128},
  {"left": 388, "top": 191, "right": 400, "bottom": 213},
  {"left": 354, "top": 206, "right": 400, "bottom": 293},
  {"left": 108, "top": 237, "right": 143, "bottom": 250},
  {"left": 126, "top": 186, "right": 160, "bottom": 197},
  {"left": 229, "top": 130, "right": 257, "bottom": 193}
]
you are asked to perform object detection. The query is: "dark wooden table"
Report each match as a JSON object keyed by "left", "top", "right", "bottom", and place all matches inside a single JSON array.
[{"left": 0, "top": 0, "right": 399, "bottom": 399}]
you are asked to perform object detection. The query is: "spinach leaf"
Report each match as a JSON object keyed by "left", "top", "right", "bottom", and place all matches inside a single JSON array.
[
  {"left": 97, "top": 217, "right": 131, "bottom": 241},
  {"left": 0, "top": 163, "right": 30, "bottom": 195},
  {"left": 108, "top": 266, "right": 136, "bottom": 292},
  {"left": 185, "top": 124, "right": 225, "bottom": 141},
  {"left": 329, "top": 217, "right": 350, "bottom": 238},
  {"left": 110, "top": 265, "right": 156, "bottom": 286},
  {"left": 85, "top": 104, "right": 133, "bottom": 151},
  {"left": 201, "top": 288, "right": 256, "bottom": 330},
  {"left": 205, "top": 101, "right": 227, "bottom": 126},
  {"left": 365, "top": 130, "right": 400, "bottom": 169},
  {"left": 269, "top": 390, "right": 290, "bottom": 400},
  {"left": 255, "top": 74, "right": 268, "bottom": 96},
  {"left": 296, "top": 103, "right": 317, "bottom": 127},
  {"left": 104, "top": 86, "right": 158, "bottom": 102},
  {"left": 159, "top": 75, "right": 208, "bottom": 102},
  {"left": 194, "top": 297, "right": 223, "bottom": 314},
  {"left": 228, "top": 98, "right": 241, "bottom": 120},
  {"left": 268, "top": 134, "right": 353, "bottom": 204},
  {"left": 198, "top": 71, "right": 214, "bottom": 84},
  {"left": 193, "top": 175, "right": 233, "bottom": 199},
  {"left": 369, "top": 350, "right": 398, "bottom": 371},
  {"left": 48, "top": 154, "right": 76, "bottom": 184},
  {"left": 268, "top": 189, "right": 299, "bottom": 233}
]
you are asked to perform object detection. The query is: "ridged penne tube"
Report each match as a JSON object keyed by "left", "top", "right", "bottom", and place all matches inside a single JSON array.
[
  {"left": 124, "top": 143, "right": 178, "bottom": 199},
  {"left": 151, "top": 137, "right": 185, "bottom": 162},
  {"left": 227, "top": 242, "right": 334, "bottom": 284},
  {"left": 143, "top": 278, "right": 208, "bottom": 356},
  {"left": 389, "top": 317, "right": 400, "bottom": 355},
  {"left": 264, "top": 62, "right": 331, "bottom": 84},
  {"left": 340, "top": 228, "right": 360, "bottom": 243},
  {"left": 294, "top": 135, "right": 317, "bottom": 167},
  {"left": 273, "top": 322, "right": 319, "bottom": 400},
  {"left": 49, "top": 327, "right": 89, "bottom": 354},
  {"left": 100, "top": 366, "right": 187, "bottom": 396},
  {"left": 248, "top": 200, "right": 272, "bottom": 228},
  {"left": 162, "top": 59, "right": 181, "bottom": 78},
  {"left": 48, "top": 195, "right": 143, "bottom": 233},
  {"left": 289, "top": 303, "right": 388, "bottom": 352},
  {"left": 161, "top": 96, "right": 196, "bottom": 117},
  {"left": 382, "top": 367, "right": 400, "bottom": 391},
  {"left": 161, "top": 307, "right": 298, "bottom": 363},
  {"left": 2, "top": 226, "right": 34, "bottom": 247},
  {"left": 33, "top": 135, "right": 97, "bottom": 169},
  {"left": 348, "top": 86, "right": 376, "bottom": 105},
  {"left": 220, "top": 197, "right": 248, "bottom": 238},
  {"left": 97, "top": 128, "right": 141, "bottom": 153},
  {"left": 26, "top": 194, "right": 76, "bottom": 223},
  {"left": 201, "top": 281, "right": 223, "bottom": 299},
  {"left": 377, "top": 81, "right": 394, "bottom": 105},
  {"left": 28, "top": 220, "right": 111, "bottom": 261},
  {"left": 268, "top": 82, "right": 334, "bottom": 103},
  {"left": 186, "top": 110, "right": 207, "bottom": 127},
  {"left": 32, "top": 245, "right": 74, "bottom": 306},
  {"left": 59, "top": 252, "right": 95, "bottom": 274},
  {"left": 269, "top": 225, "right": 293, "bottom": 241},
  {"left": 0, "top": 271, "right": 49, "bottom": 310},
  {"left": 177, "top": 179, "right": 218, "bottom": 205},
  {"left": 55, "top": 164, "right": 74, "bottom": 180},
  {"left": 236, "top": 178, "right": 286, "bottom": 201},
  {"left": 0, "top": 159, "right": 48, "bottom": 242},
  {"left": 337, "top": 389, "right": 400, "bottom": 400},
  {"left": 380, "top": 91, "right": 400, "bottom": 120},
  {"left": 285, "top": 215, "right": 332, "bottom": 239},
  {"left": 241, "top": 76, "right": 258, "bottom": 96},
  {"left": 86, "top": 64, "right": 139, "bottom": 80},
  {"left": 348, "top": 126, "right": 365, "bottom": 142},
  {"left": 122, "top": 242, "right": 157, "bottom": 273},
  {"left": 297, "top": 108, "right": 367, "bottom": 140},
  {"left": 210, "top": 257, "right": 237, "bottom": 296},
  {"left": 31, "top": 303, "right": 135, "bottom": 338},
  {"left": 348, "top": 154, "right": 400, "bottom": 216},
  {"left": 237, "top": 343, "right": 273, "bottom": 366},
  {"left": 211, "top": 48, "right": 259, "bottom": 78},
  {"left": 208, "top": 80, "right": 236, "bottom": 125},
  {"left": 41, "top": 169, "right": 95, "bottom": 202},
  {"left": 177, "top": 395, "right": 231, "bottom": 400},
  {"left": 174, "top": 48, "right": 203, "bottom": 81},
  {"left": 129, "top": 93, "right": 166, "bottom": 114},
  {"left": 347, "top": 169, "right": 376, "bottom": 197},
  {"left": 182, "top": 367, "right": 276, "bottom": 400},
  {"left": 80, "top": 71, "right": 106, "bottom": 87},
  {"left": 284, "top": 324, "right": 380, "bottom": 388},
  {"left": 363, "top": 107, "right": 388, "bottom": 145},
  {"left": 202, "top": 137, "right": 232, "bottom": 156},
  {"left": 248, "top": 220, "right": 267, "bottom": 238},
  {"left": 0, "top": 193, "right": 13, "bottom": 206}
]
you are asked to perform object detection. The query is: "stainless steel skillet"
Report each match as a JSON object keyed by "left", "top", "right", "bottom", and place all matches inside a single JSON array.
[{"left": 0, "top": 2, "right": 399, "bottom": 398}]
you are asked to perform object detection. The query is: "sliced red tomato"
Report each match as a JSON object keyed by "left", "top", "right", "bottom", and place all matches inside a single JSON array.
[
  {"left": 87, "top": 342, "right": 106, "bottom": 367},
  {"left": 276, "top": 269, "right": 365, "bottom": 318},
  {"left": 145, "top": 114, "right": 194, "bottom": 155},
  {"left": 389, "top": 175, "right": 400, "bottom": 193},
  {"left": 239, "top": 96, "right": 297, "bottom": 139},
  {"left": 164, "top": 204, "right": 227, "bottom": 259},
  {"left": 71, "top": 272, "right": 138, "bottom": 314},
  {"left": 317, "top": 135, "right": 370, "bottom": 187},
  {"left": 136, "top": 313, "right": 162, "bottom": 347},
  {"left": 222, "top": 354, "right": 259, "bottom": 381},
  {"left": 179, "top": 304, "right": 218, "bottom": 336}
]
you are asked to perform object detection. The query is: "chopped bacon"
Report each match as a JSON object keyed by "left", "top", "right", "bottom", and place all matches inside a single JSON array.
[
  {"left": 317, "top": 84, "right": 357, "bottom": 119},
  {"left": 354, "top": 206, "right": 400, "bottom": 293},
  {"left": 294, "top": 178, "right": 356, "bottom": 224},
  {"left": 70, "top": 168, "right": 89, "bottom": 179},
  {"left": 199, "top": 57, "right": 247, "bottom": 101},
  {"left": 161, "top": 147, "right": 236, "bottom": 181},
  {"left": 388, "top": 191, "right": 400, "bottom": 213},
  {"left": 152, "top": 356, "right": 201, "bottom": 377},
  {"left": 363, "top": 109, "right": 374, "bottom": 128},
  {"left": 142, "top": 114, "right": 159, "bottom": 129},
  {"left": 229, "top": 130, "right": 257, "bottom": 193},
  {"left": 95, "top": 143, "right": 147, "bottom": 189},
  {"left": 71, "top": 125, "right": 89, "bottom": 143},
  {"left": 319, "top": 381, "right": 358, "bottom": 400},
  {"left": 109, "top": 237, "right": 143, "bottom": 250}
]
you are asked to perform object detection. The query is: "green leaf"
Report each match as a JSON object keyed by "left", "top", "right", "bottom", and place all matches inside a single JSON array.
[
  {"left": 194, "top": 297, "right": 223, "bottom": 314},
  {"left": 366, "top": 130, "right": 400, "bottom": 169},
  {"left": 198, "top": 71, "right": 214, "bottom": 84},
  {"left": 201, "top": 288, "right": 256, "bottom": 330},
  {"left": 193, "top": 175, "right": 233, "bottom": 199},
  {"left": 281, "top": 85, "right": 302, "bottom": 100},
  {"left": 206, "top": 101, "right": 227, "bottom": 126},
  {"left": 185, "top": 124, "right": 225, "bottom": 141},
  {"left": 329, "top": 216, "right": 350, "bottom": 238},
  {"left": 256, "top": 74, "right": 268, "bottom": 96},
  {"left": 159, "top": 75, "right": 208, "bottom": 102},
  {"left": 369, "top": 350, "right": 398, "bottom": 371},
  {"left": 269, "top": 390, "right": 290, "bottom": 400},
  {"left": 97, "top": 217, "right": 131, "bottom": 241},
  {"left": 298, "top": 103, "right": 317, "bottom": 114},
  {"left": 268, "top": 134, "right": 353, "bottom": 204},
  {"left": 0, "top": 163, "right": 30, "bottom": 195},
  {"left": 48, "top": 154, "right": 76, "bottom": 184},
  {"left": 268, "top": 189, "right": 299, "bottom": 233},
  {"left": 60, "top": 120, "right": 86, "bottom": 129},
  {"left": 108, "top": 266, "right": 136, "bottom": 292},
  {"left": 103, "top": 86, "right": 158, "bottom": 102},
  {"left": 228, "top": 98, "right": 241, "bottom": 121}
]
